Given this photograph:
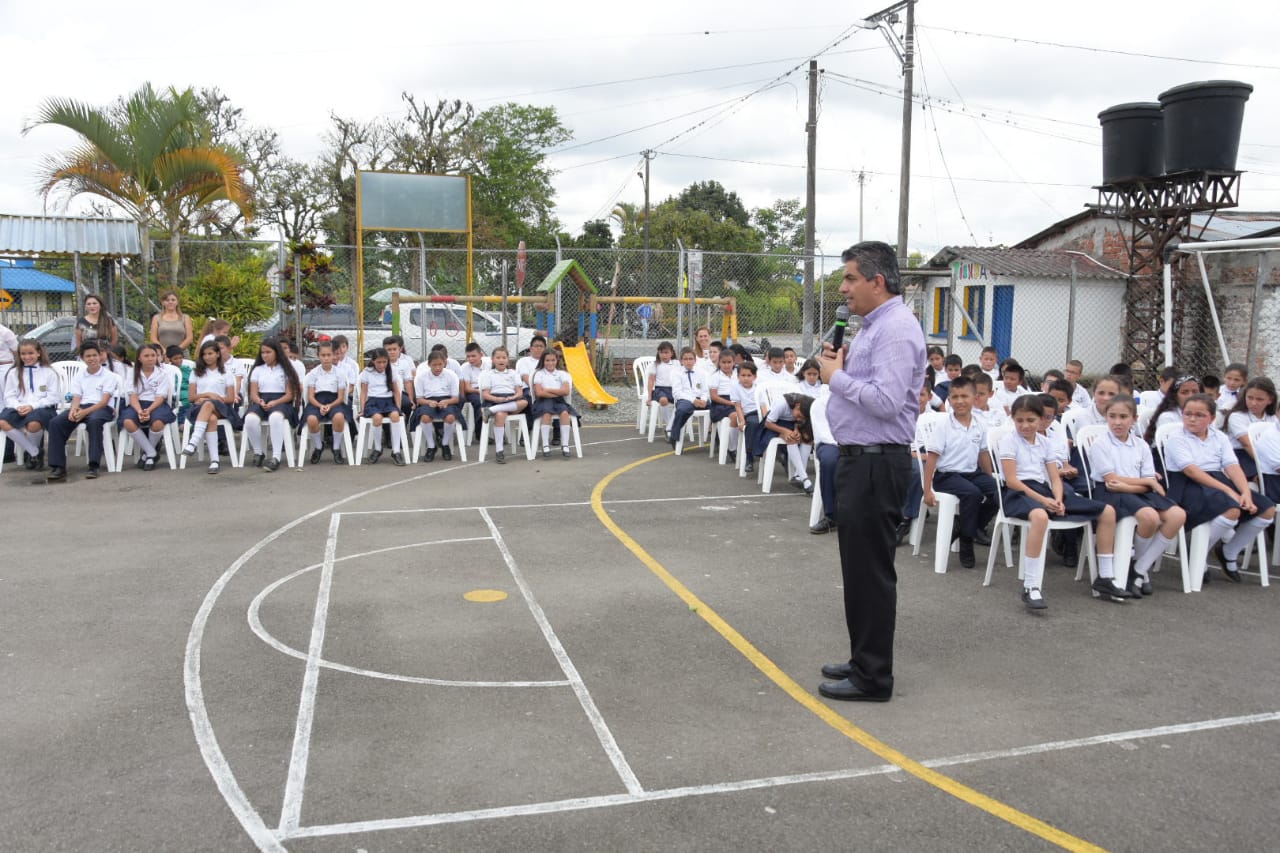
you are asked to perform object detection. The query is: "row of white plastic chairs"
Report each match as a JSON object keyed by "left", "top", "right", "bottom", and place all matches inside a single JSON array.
[
  {"left": 1, "top": 360, "right": 581, "bottom": 473},
  {"left": 908, "top": 411, "right": 1273, "bottom": 594}
]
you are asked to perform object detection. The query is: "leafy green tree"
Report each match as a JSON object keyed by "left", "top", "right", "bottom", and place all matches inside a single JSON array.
[
  {"left": 180, "top": 255, "right": 274, "bottom": 356},
  {"left": 26, "top": 83, "right": 252, "bottom": 286},
  {"left": 573, "top": 219, "right": 614, "bottom": 249},
  {"left": 753, "top": 198, "right": 807, "bottom": 254},
  {"left": 470, "top": 103, "right": 571, "bottom": 248},
  {"left": 672, "top": 180, "right": 750, "bottom": 227}
]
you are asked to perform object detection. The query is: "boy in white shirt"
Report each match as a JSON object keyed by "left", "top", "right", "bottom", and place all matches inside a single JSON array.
[
  {"left": 456, "top": 342, "right": 489, "bottom": 441},
  {"left": 979, "top": 346, "right": 1001, "bottom": 386},
  {"left": 731, "top": 361, "right": 762, "bottom": 474},
  {"left": 921, "top": 376, "right": 999, "bottom": 567},
  {"left": 992, "top": 359, "right": 1031, "bottom": 415},
  {"left": 972, "top": 374, "right": 1008, "bottom": 430},
  {"left": 667, "top": 347, "right": 709, "bottom": 449},
  {"left": 755, "top": 347, "right": 797, "bottom": 395},
  {"left": 46, "top": 341, "right": 119, "bottom": 481}
]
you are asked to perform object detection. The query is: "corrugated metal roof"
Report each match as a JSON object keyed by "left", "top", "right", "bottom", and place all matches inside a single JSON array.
[
  {"left": 925, "top": 247, "right": 1128, "bottom": 280},
  {"left": 0, "top": 264, "right": 77, "bottom": 293},
  {"left": 0, "top": 214, "right": 141, "bottom": 257},
  {"left": 1190, "top": 211, "right": 1280, "bottom": 242}
]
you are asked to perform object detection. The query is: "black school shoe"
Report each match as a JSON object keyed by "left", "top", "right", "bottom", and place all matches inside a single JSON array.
[
  {"left": 310, "top": 448, "right": 323, "bottom": 465},
  {"left": 958, "top": 538, "right": 976, "bottom": 568},
  {"left": 85, "top": 465, "right": 100, "bottom": 480},
  {"left": 441, "top": 446, "right": 452, "bottom": 461}
]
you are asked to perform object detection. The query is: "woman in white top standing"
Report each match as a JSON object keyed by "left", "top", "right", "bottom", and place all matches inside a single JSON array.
[
  {"left": 531, "top": 349, "right": 577, "bottom": 458},
  {"left": 242, "top": 338, "right": 302, "bottom": 471}
]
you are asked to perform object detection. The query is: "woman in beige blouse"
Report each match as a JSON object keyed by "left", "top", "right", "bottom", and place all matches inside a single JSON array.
[{"left": 149, "top": 290, "right": 193, "bottom": 352}]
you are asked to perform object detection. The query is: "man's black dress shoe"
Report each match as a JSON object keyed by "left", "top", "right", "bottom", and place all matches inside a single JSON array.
[
  {"left": 818, "top": 678, "right": 891, "bottom": 702},
  {"left": 821, "top": 662, "right": 852, "bottom": 680}
]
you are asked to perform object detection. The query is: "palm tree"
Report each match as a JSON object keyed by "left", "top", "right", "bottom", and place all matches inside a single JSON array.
[{"left": 25, "top": 83, "right": 252, "bottom": 285}]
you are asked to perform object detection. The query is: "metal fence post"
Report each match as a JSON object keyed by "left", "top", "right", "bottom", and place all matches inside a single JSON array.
[
  {"left": 1066, "top": 256, "right": 1078, "bottom": 364},
  {"left": 501, "top": 259, "right": 510, "bottom": 352},
  {"left": 1247, "top": 255, "right": 1265, "bottom": 373}
]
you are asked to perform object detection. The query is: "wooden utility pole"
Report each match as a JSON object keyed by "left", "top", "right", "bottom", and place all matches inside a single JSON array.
[{"left": 895, "top": 0, "right": 915, "bottom": 262}]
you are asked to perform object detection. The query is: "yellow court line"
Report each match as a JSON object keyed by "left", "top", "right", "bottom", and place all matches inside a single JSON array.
[{"left": 590, "top": 452, "right": 1108, "bottom": 853}]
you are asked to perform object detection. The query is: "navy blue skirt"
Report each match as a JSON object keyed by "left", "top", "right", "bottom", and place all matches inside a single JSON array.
[
  {"left": 1095, "top": 484, "right": 1176, "bottom": 519},
  {"left": 302, "top": 391, "right": 351, "bottom": 427},
  {"left": 1234, "top": 447, "right": 1258, "bottom": 479},
  {"left": 532, "top": 397, "right": 578, "bottom": 418},
  {"left": 651, "top": 385, "right": 673, "bottom": 403},
  {"left": 1002, "top": 480, "right": 1106, "bottom": 521},
  {"left": 709, "top": 401, "right": 736, "bottom": 423},
  {"left": 753, "top": 417, "right": 796, "bottom": 458},
  {"left": 0, "top": 406, "right": 56, "bottom": 429},
  {"left": 410, "top": 397, "right": 465, "bottom": 431},
  {"left": 362, "top": 396, "right": 399, "bottom": 418},
  {"left": 188, "top": 399, "right": 235, "bottom": 423},
  {"left": 246, "top": 392, "right": 299, "bottom": 427},
  {"left": 119, "top": 400, "right": 175, "bottom": 428},
  {"left": 1167, "top": 470, "right": 1274, "bottom": 528}
]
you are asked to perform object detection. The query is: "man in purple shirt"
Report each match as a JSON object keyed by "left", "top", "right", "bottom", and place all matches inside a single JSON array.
[{"left": 817, "top": 241, "right": 926, "bottom": 702}]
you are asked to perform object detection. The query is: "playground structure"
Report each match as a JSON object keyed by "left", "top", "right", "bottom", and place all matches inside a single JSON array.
[{"left": 390, "top": 258, "right": 739, "bottom": 409}]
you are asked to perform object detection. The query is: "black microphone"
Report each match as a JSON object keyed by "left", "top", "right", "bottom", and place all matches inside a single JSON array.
[{"left": 831, "top": 305, "right": 851, "bottom": 351}]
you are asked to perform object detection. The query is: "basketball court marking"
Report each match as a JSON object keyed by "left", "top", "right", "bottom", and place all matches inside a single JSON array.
[{"left": 591, "top": 450, "right": 1110, "bottom": 853}]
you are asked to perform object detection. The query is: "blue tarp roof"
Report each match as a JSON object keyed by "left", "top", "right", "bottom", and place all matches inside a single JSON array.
[{"left": 0, "top": 260, "right": 77, "bottom": 293}]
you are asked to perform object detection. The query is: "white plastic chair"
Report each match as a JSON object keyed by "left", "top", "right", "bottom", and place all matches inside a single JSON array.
[
  {"left": 238, "top": 417, "right": 299, "bottom": 468},
  {"left": 632, "top": 356, "right": 655, "bottom": 435},
  {"left": 1136, "top": 405, "right": 1157, "bottom": 439},
  {"left": 410, "top": 418, "right": 469, "bottom": 463},
  {"left": 296, "top": 410, "right": 356, "bottom": 469},
  {"left": 673, "top": 409, "right": 710, "bottom": 456},
  {"left": 1241, "top": 421, "right": 1278, "bottom": 576},
  {"left": 354, "top": 415, "right": 410, "bottom": 465},
  {"left": 178, "top": 417, "right": 242, "bottom": 469},
  {"left": 982, "top": 425, "right": 1098, "bottom": 588},
  {"left": 909, "top": 412, "right": 964, "bottom": 575},
  {"left": 476, "top": 411, "right": 534, "bottom": 462},
  {"left": 1075, "top": 423, "right": 1141, "bottom": 586},
  {"left": 1153, "top": 422, "right": 1268, "bottom": 591},
  {"left": 1060, "top": 406, "right": 1094, "bottom": 443},
  {"left": 116, "top": 418, "right": 181, "bottom": 471}
]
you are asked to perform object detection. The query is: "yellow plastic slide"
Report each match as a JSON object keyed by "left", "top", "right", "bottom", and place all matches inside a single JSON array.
[{"left": 557, "top": 342, "right": 618, "bottom": 406}]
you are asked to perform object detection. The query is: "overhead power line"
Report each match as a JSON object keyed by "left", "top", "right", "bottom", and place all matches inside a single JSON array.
[{"left": 920, "top": 24, "right": 1280, "bottom": 72}]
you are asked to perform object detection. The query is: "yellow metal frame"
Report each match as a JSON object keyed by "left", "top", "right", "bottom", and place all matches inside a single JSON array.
[{"left": 354, "top": 169, "right": 473, "bottom": 355}]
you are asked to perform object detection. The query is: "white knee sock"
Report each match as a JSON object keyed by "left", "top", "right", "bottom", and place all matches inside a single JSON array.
[
  {"left": 268, "top": 414, "right": 286, "bottom": 456},
  {"left": 29, "top": 428, "right": 45, "bottom": 454},
  {"left": 243, "top": 414, "right": 263, "bottom": 453},
  {"left": 131, "top": 428, "right": 156, "bottom": 458},
  {"left": 372, "top": 426, "right": 383, "bottom": 450},
  {"left": 1098, "top": 553, "right": 1115, "bottom": 580},
  {"left": 492, "top": 402, "right": 519, "bottom": 414},
  {"left": 495, "top": 425, "right": 506, "bottom": 452},
  {"left": 1023, "top": 555, "right": 1045, "bottom": 590},
  {"left": 442, "top": 423, "right": 454, "bottom": 446},
  {"left": 541, "top": 424, "right": 552, "bottom": 448},
  {"left": 332, "top": 427, "right": 344, "bottom": 450},
  {"left": 1223, "top": 515, "right": 1273, "bottom": 563},
  {"left": 311, "top": 428, "right": 323, "bottom": 449},
  {"left": 560, "top": 420, "right": 571, "bottom": 449},
  {"left": 5, "top": 428, "right": 38, "bottom": 455},
  {"left": 1133, "top": 532, "right": 1175, "bottom": 577},
  {"left": 424, "top": 421, "right": 436, "bottom": 447},
  {"left": 787, "top": 444, "right": 808, "bottom": 477},
  {"left": 1210, "top": 515, "right": 1237, "bottom": 550},
  {"left": 390, "top": 420, "right": 403, "bottom": 450},
  {"left": 728, "top": 429, "right": 739, "bottom": 451},
  {"left": 205, "top": 432, "right": 219, "bottom": 461},
  {"left": 191, "top": 421, "right": 209, "bottom": 442}
]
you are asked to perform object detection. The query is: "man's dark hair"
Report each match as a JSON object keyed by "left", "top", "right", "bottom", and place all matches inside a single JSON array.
[
  {"left": 943, "top": 354, "right": 963, "bottom": 368},
  {"left": 841, "top": 240, "right": 901, "bottom": 295}
]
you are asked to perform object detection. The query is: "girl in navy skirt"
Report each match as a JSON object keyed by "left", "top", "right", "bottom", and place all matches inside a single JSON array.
[
  {"left": 997, "top": 395, "right": 1123, "bottom": 609},
  {"left": 1164, "top": 393, "right": 1275, "bottom": 582},
  {"left": 360, "top": 347, "right": 405, "bottom": 466},
  {"left": 119, "top": 343, "right": 177, "bottom": 471},
  {"left": 1224, "top": 377, "right": 1277, "bottom": 479},
  {"left": 302, "top": 342, "right": 350, "bottom": 465},
  {"left": 182, "top": 341, "right": 235, "bottom": 473},
  {"left": 242, "top": 338, "right": 301, "bottom": 471},
  {"left": 1251, "top": 420, "right": 1280, "bottom": 505},
  {"left": 532, "top": 349, "right": 578, "bottom": 459},
  {"left": 411, "top": 350, "right": 463, "bottom": 462},
  {"left": 1088, "top": 395, "right": 1186, "bottom": 596},
  {"left": 1, "top": 339, "right": 61, "bottom": 470},
  {"left": 645, "top": 341, "right": 679, "bottom": 432},
  {"left": 754, "top": 391, "right": 814, "bottom": 494},
  {"left": 707, "top": 351, "right": 738, "bottom": 451}
]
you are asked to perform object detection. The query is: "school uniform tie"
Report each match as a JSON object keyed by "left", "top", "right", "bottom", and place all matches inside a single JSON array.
[
  {"left": 687, "top": 370, "right": 694, "bottom": 389},
  {"left": 28, "top": 366, "right": 35, "bottom": 391}
]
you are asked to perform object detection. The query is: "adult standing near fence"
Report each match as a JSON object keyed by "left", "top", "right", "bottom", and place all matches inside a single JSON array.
[
  {"left": 75, "top": 294, "right": 119, "bottom": 350},
  {"left": 817, "top": 241, "right": 925, "bottom": 703},
  {"left": 636, "top": 303, "right": 653, "bottom": 339},
  {"left": 149, "top": 289, "right": 193, "bottom": 353}
]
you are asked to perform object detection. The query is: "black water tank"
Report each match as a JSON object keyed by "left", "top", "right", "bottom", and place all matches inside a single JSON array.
[
  {"left": 1158, "top": 80, "right": 1253, "bottom": 172},
  {"left": 1098, "top": 102, "right": 1164, "bottom": 183}
]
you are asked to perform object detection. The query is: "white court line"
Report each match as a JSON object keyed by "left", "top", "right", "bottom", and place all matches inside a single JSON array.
[
  {"left": 281, "top": 709, "right": 1280, "bottom": 841},
  {"left": 185, "top": 464, "right": 478, "bottom": 853},
  {"left": 278, "top": 513, "right": 342, "bottom": 834},
  {"left": 479, "top": 508, "right": 644, "bottom": 796},
  {"left": 340, "top": 492, "right": 792, "bottom": 516},
  {"left": 246, "top": 539, "right": 571, "bottom": 689}
]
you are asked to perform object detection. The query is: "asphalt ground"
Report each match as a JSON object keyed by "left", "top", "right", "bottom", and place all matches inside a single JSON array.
[{"left": 2, "top": 423, "right": 1279, "bottom": 852}]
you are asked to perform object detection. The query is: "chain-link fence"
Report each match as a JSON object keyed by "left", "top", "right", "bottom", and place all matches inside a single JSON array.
[{"left": 1174, "top": 250, "right": 1280, "bottom": 382}]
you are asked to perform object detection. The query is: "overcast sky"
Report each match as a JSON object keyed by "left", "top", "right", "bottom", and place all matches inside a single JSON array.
[{"left": 2, "top": 0, "right": 1277, "bottom": 259}]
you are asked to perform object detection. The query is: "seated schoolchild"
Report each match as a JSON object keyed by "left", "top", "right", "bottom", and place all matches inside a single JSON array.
[
  {"left": 809, "top": 392, "right": 839, "bottom": 534},
  {"left": 1224, "top": 377, "right": 1278, "bottom": 479},
  {"left": 1088, "top": 394, "right": 1186, "bottom": 596},
  {"left": 456, "top": 342, "right": 489, "bottom": 438},
  {"left": 992, "top": 359, "right": 1031, "bottom": 414},
  {"left": 46, "top": 341, "right": 120, "bottom": 482},
  {"left": 1164, "top": 393, "right": 1275, "bottom": 582},
  {"left": 795, "top": 358, "right": 823, "bottom": 399},
  {"left": 531, "top": 348, "right": 578, "bottom": 459},
  {"left": 755, "top": 391, "right": 814, "bottom": 494},
  {"left": 302, "top": 342, "right": 350, "bottom": 464},
  {"left": 668, "top": 347, "right": 709, "bottom": 450},
  {"left": 182, "top": 340, "right": 236, "bottom": 474},
  {"left": 242, "top": 338, "right": 302, "bottom": 471},
  {"left": 707, "top": 350, "right": 739, "bottom": 458},
  {"left": 921, "top": 376, "right": 999, "bottom": 567},
  {"left": 997, "top": 395, "right": 1126, "bottom": 610},
  {"left": 930, "top": 354, "right": 964, "bottom": 411},
  {"left": 730, "top": 361, "right": 762, "bottom": 474},
  {"left": 411, "top": 351, "right": 462, "bottom": 462},
  {"left": 1, "top": 339, "right": 61, "bottom": 470},
  {"left": 971, "top": 373, "right": 1007, "bottom": 430},
  {"left": 479, "top": 347, "right": 528, "bottom": 464},
  {"left": 119, "top": 342, "right": 178, "bottom": 471}
]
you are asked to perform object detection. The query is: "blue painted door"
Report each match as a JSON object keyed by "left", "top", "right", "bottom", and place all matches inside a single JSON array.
[{"left": 992, "top": 285, "right": 1014, "bottom": 362}]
